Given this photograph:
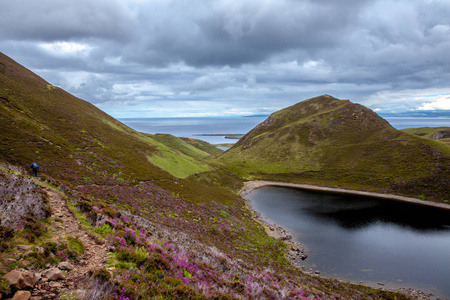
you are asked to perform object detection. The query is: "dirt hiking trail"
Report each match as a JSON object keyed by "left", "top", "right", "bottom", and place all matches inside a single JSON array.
[{"left": 31, "top": 188, "right": 108, "bottom": 300}]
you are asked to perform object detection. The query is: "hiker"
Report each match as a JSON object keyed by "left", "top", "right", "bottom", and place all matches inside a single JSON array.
[{"left": 30, "top": 162, "right": 39, "bottom": 177}]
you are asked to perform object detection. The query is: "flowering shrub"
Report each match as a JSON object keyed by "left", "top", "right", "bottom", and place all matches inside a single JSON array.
[
  {"left": 75, "top": 181, "right": 285, "bottom": 266},
  {"left": 101, "top": 217, "right": 330, "bottom": 300}
]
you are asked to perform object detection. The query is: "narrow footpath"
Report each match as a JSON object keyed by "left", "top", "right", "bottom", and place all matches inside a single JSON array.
[{"left": 31, "top": 188, "right": 108, "bottom": 300}]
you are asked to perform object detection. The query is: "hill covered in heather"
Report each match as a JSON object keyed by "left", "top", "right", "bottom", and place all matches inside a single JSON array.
[{"left": 215, "top": 95, "right": 450, "bottom": 202}]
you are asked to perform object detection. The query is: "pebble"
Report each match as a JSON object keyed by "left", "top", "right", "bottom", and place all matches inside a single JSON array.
[{"left": 49, "top": 282, "right": 62, "bottom": 288}]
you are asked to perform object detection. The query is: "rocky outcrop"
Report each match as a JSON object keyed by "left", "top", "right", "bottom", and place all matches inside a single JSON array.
[
  {"left": 0, "top": 169, "right": 51, "bottom": 231},
  {"left": 432, "top": 129, "right": 450, "bottom": 140}
]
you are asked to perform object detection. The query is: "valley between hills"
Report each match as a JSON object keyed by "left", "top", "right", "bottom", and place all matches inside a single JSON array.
[{"left": 1, "top": 52, "right": 449, "bottom": 300}]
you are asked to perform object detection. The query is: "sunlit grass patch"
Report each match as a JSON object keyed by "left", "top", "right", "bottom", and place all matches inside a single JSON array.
[{"left": 147, "top": 150, "right": 211, "bottom": 179}]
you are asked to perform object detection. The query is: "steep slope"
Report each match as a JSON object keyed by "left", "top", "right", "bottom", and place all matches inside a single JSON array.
[
  {"left": 0, "top": 52, "right": 212, "bottom": 183},
  {"left": 215, "top": 95, "right": 450, "bottom": 201}
]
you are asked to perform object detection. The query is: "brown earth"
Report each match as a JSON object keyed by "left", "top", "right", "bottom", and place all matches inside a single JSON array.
[{"left": 31, "top": 188, "right": 108, "bottom": 300}]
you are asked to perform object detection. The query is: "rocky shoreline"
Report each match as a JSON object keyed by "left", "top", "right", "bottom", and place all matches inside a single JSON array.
[{"left": 239, "top": 181, "right": 439, "bottom": 300}]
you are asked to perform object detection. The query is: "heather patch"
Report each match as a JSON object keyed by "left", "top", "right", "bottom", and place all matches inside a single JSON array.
[
  {"left": 105, "top": 218, "right": 331, "bottom": 299},
  {"left": 75, "top": 181, "right": 287, "bottom": 266}
]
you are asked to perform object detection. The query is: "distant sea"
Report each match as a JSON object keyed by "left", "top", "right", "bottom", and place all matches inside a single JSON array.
[{"left": 119, "top": 116, "right": 450, "bottom": 145}]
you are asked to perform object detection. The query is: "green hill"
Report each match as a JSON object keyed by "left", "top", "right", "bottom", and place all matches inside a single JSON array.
[
  {"left": 0, "top": 52, "right": 215, "bottom": 183},
  {"left": 215, "top": 95, "right": 450, "bottom": 202}
]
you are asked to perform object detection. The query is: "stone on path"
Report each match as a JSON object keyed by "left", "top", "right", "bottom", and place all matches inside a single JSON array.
[
  {"left": 3, "top": 270, "right": 38, "bottom": 291},
  {"left": 12, "top": 290, "right": 31, "bottom": 300},
  {"left": 57, "top": 261, "right": 73, "bottom": 270},
  {"left": 41, "top": 268, "right": 65, "bottom": 281},
  {"left": 15, "top": 245, "right": 32, "bottom": 252}
]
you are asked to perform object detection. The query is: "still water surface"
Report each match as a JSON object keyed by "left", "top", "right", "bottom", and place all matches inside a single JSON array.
[{"left": 246, "top": 187, "right": 450, "bottom": 298}]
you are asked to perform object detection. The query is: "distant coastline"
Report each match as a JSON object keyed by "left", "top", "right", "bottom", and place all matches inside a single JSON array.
[{"left": 193, "top": 133, "right": 244, "bottom": 140}]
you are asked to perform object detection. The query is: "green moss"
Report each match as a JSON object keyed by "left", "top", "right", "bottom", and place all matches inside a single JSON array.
[
  {"left": 0, "top": 277, "right": 11, "bottom": 295},
  {"left": 68, "top": 236, "right": 85, "bottom": 257},
  {"left": 220, "top": 210, "right": 230, "bottom": 218}
]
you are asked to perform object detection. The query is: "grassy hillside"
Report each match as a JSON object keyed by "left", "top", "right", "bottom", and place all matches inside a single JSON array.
[
  {"left": 0, "top": 52, "right": 215, "bottom": 184},
  {"left": 215, "top": 95, "right": 450, "bottom": 202}
]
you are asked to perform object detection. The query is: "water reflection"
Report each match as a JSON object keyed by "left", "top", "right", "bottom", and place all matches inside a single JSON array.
[
  {"left": 246, "top": 187, "right": 450, "bottom": 298},
  {"left": 308, "top": 198, "right": 450, "bottom": 231}
]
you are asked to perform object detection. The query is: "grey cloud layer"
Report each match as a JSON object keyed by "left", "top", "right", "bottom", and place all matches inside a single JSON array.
[{"left": 1, "top": 0, "right": 449, "bottom": 116}]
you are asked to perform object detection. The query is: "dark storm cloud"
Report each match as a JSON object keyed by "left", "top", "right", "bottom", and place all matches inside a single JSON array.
[
  {"left": 0, "top": 0, "right": 135, "bottom": 41},
  {"left": 120, "top": 0, "right": 368, "bottom": 67},
  {"left": 1, "top": 0, "right": 449, "bottom": 117}
]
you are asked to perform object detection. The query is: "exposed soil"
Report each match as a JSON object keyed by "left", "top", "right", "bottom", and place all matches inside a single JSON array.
[{"left": 31, "top": 188, "right": 108, "bottom": 300}]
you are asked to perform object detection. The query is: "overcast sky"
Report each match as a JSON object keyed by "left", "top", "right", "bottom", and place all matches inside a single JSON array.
[{"left": 1, "top": 0, "right": 450, "bottom": 118}]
